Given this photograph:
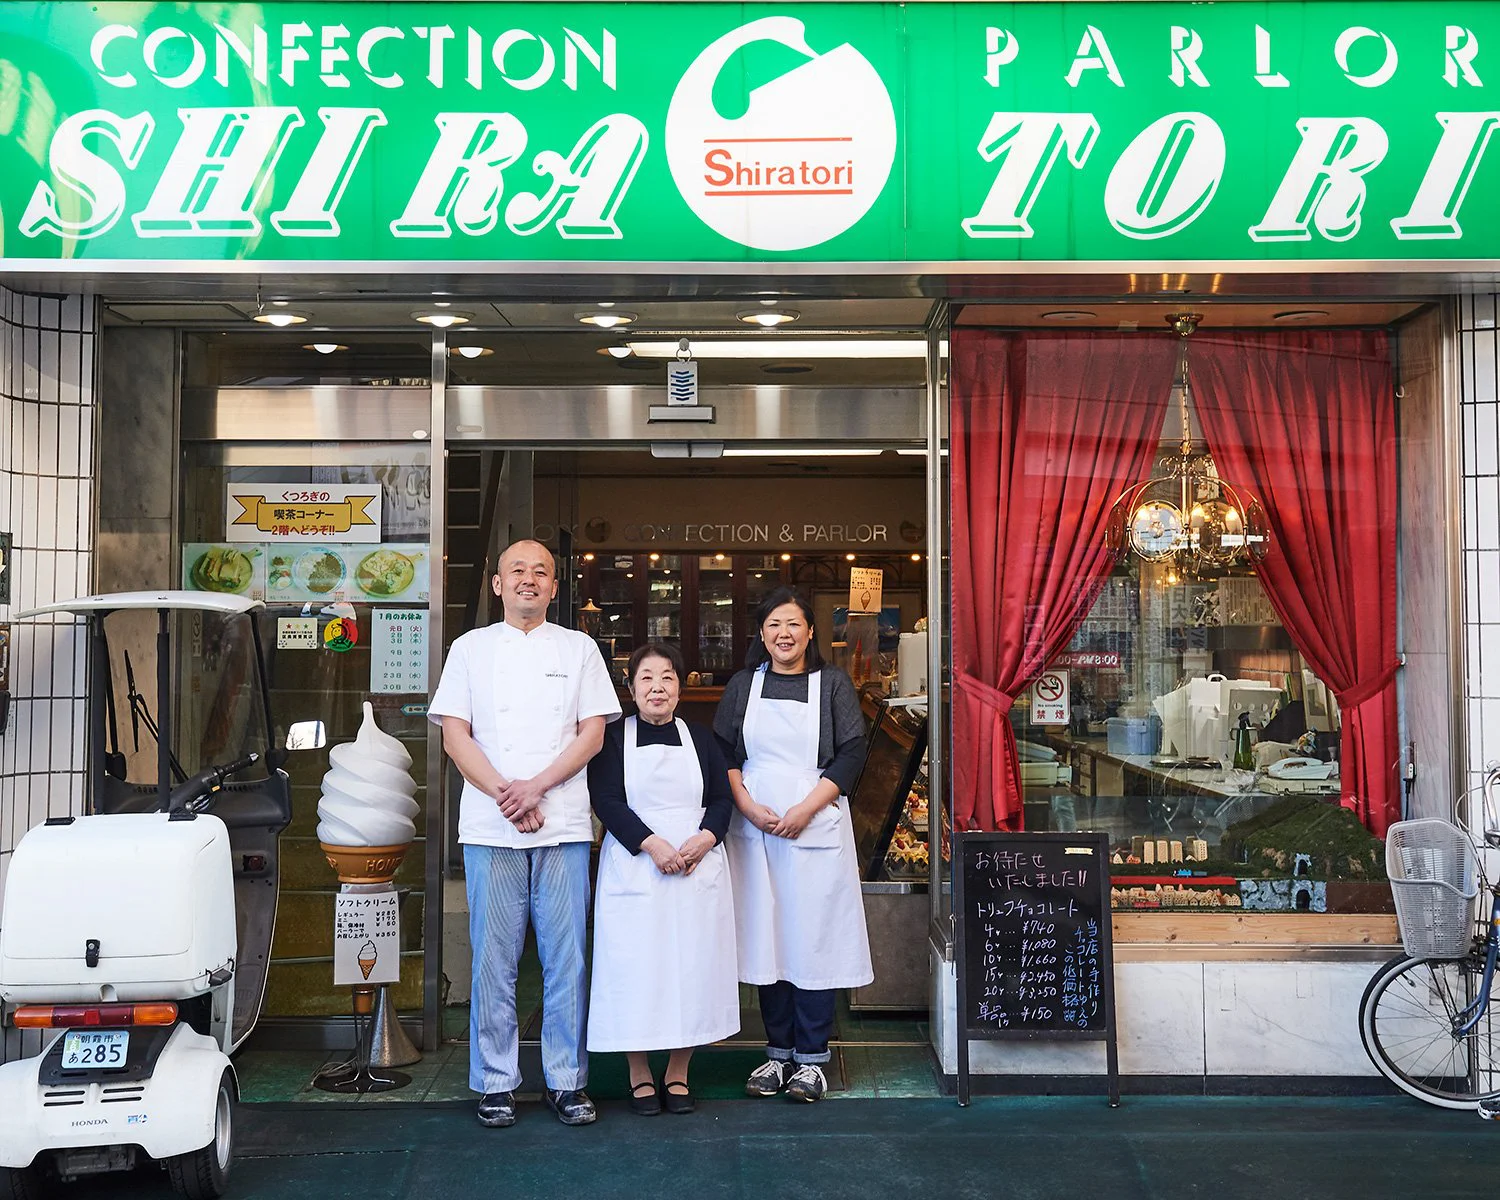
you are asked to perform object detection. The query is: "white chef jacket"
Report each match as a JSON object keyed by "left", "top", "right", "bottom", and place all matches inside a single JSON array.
[{"left": 428, "top": 620, "right": 621, "bottom": 848}]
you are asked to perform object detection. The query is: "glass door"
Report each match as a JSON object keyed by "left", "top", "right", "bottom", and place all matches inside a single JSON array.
[{"left": 697, "top": 556, "right": 735, "bottom": 676}]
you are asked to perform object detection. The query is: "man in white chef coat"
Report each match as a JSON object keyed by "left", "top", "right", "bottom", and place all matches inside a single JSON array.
[{"left": 430, "top": 539, "right": 621, "bottom": 1128}]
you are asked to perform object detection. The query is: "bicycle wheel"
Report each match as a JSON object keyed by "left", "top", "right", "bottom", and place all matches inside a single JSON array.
[{"left": 1359, "top": 952, "right": 1500, "bottom": 1108}]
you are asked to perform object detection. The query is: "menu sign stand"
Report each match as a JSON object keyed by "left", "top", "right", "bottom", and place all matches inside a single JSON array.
[{"left": 954, "top": 831, "right": 1119, "bottom": 1106}]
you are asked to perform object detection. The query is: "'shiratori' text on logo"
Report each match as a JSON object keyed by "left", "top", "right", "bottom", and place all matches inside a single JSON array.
[
  {"left": 665, "top": 17, "right": 896, "bottom": 252},
  {"left": 19, "top": 108, "right": 647, "bottom": 242}
]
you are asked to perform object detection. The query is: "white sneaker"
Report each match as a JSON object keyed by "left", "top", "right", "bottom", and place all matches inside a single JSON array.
[
  {"left": 746, "top": 1059, "right": 790, "bottom": 1097},
  {"left": 1479, "top": 1098, "right": 1500, "bottom": 1120},
  {"left": 785, "top": 1063, "right": 827, "bottom": 1102}
]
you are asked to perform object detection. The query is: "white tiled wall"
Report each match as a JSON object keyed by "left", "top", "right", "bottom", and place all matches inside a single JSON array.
[
  {"left": 0, "top": 288, "right": 96, "bottom": 927},
  {"left": 1460, "top": 296, "right": 1500, "bottom": 789}
]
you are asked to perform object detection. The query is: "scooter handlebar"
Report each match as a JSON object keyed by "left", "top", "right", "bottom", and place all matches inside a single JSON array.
[{"left": 165, "top": 752, "right": 261, "bottom": 812}]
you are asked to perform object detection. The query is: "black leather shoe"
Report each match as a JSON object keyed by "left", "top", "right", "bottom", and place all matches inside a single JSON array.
[
  {"left": 627, "top": 1081, "right": 661, "bottom": 1116},
  {"left": 662, "top": 1081, "right": 695, "bottom": 1115},
  {"left": 476, "top": 1092, "right": 517, "bottom": 1127},
  {"left": 544, "top": 1088, "right": 597, "bottom": 1126}
]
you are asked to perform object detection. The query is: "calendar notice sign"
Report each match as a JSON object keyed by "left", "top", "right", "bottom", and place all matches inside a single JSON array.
[{"left": 371, "top": 609, "right": 429, "bottom": 694}]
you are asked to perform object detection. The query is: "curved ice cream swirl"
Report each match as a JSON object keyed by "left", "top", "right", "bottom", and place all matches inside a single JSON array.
[{"left": 316, "top": 701, "right": 419, "bottom": 846}]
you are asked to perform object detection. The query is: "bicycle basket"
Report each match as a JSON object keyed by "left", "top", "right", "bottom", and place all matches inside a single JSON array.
[{"left": 1386, "top": 819, "right": 1480, "bottom": 959}]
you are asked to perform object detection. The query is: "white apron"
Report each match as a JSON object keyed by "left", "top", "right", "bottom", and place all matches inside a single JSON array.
[
  {"left": 587, "top": 717, "right": 740, "bottom": 1052},
  {"left": 726, "top": 667, "right": 874, "bottom": 989}
]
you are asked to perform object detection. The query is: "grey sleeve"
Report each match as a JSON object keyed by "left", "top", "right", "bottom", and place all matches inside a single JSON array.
[
  {"left": 712, "top": 671, "right": 753, "bottom": 770},
  {"left": 821, "top": 668, "right": 869, "bottom": 795}
]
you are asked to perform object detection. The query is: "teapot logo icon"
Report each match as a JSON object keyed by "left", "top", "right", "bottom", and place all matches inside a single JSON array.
[{"left": 666, "top": 16, "right": 896, "bottom": 252}]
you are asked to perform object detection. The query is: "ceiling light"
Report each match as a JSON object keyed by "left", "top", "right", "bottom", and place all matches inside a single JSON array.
[
  {"left": 595, "top": 345, "right": 634, "bottom": 359},
  {"left": 413, "top": 310, "right": 472, "bottom": 327},
  {"left": 910, "top": 554, "right": 922, "bottom": 562},
  {"left": 737, "top": 309, "right": 799, "bottom": 328},
  {"left": 845, "top": 553, "right": 856, "bottom": 562},
  {"left": 271, "top": 299, "right": 290, "bottom": 308},
  {"left": 303, "top": 343, "right": 347, "bottom": 354},
  {"left": 722, "top": 448, "right": 884, "bottom": 457},
  {"left": 596, "top": 301, "right": 616, "bottom": 308},
  {"left": 627, "top": 339, "right": 933, "bottom": 359},
  {"left": 450, "top": 345, "right": 493, "bottom": 358},
  {"left": 760, "top": 298, "right": 780, "bottom": 306},
  {"left": 252, "top": 310, "right": 310, "bottom": 327},
  {"left": 578, "top": 310, "right": 636, "bottom": 329},
  {"left": 1040, "top": 310, "right": 1097, "bottom": 321},
  {"left": 1273, "top": 309, "right": 1330, "bottom": 323},
  {"left": 780, "top": 553, "right": 792, "bottom": 562}
]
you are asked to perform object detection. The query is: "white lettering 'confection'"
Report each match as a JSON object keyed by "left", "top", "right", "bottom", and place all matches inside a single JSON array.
[{"left": 317, "top": 702, "right": 420, "bottom": 847}]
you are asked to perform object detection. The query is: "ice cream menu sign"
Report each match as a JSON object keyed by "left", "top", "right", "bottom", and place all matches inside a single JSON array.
[
  {"left": 953, "top": 832, "right": 1119, "bottom": 1104},
  {"left": 333, "top": 886, "right": 400, "bottom": 987}
]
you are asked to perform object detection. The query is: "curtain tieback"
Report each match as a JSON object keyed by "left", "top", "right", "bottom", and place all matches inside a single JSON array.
[
  {"left": 1336, "top": 661, "right": 1401, "bottom": 709},
  {"left": 954, "top": 674, "right": 1019, "bottom": 715}
]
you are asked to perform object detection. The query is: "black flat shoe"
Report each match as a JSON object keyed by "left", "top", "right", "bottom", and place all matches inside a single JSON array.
[
  {"left": 544, "top": 1088, "right": 598, "bottom": 1126},
  {"left": 662, "top": 1080, "right": 695, "bottom": 1115},
  {"left": 476, "top": 1092, "right": 516, "bottom": 1127},
  {"left": 628, "top": 1081, "right": 661, "bottom": 1116}
]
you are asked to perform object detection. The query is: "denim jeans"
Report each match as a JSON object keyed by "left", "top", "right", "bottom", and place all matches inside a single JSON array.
[{"left": 759, "top": 980, "right": 836, "bottom": 1065}]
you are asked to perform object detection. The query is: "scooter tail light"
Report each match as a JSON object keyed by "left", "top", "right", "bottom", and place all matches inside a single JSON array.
[{"left": 10, "top": 1002, "right": 178, "bottom": 1028}]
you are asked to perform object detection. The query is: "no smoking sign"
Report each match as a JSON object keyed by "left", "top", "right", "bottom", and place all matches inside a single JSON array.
[{"left": 1030, "top": 670, "right": 1070, "bottom": 727}]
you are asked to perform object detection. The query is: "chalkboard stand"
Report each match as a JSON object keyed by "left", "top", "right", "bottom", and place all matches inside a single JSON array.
[{"left": 954, "top": 831, "right": 1119, "bottom": 1107}]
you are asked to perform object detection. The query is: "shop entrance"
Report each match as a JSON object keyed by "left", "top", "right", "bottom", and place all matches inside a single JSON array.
[{"left": 439, "top": 436, "right": 939, "bottom": 1087}]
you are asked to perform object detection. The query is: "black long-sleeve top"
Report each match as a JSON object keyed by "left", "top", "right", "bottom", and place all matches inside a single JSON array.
[
  {"left": 588, "top": 717, "right": 734, "bottom": 854},
  {"left": 712, "top": 665, "right": 867, "bottom": 796}
]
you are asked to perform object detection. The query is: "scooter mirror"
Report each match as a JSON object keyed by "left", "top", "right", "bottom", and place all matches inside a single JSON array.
[{"left": 286, "top": 720, "right": 327, "bottom": 751}]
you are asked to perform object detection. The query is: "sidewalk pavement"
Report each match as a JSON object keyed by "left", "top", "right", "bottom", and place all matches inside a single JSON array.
[{"left": 66, "top": 1094, "right": 1500, "bottom": 1200}]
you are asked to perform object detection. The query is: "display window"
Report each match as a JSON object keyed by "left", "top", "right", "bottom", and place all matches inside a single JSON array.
[{"left": 950, "top": 319, "right": 1404, "bottom": 917}]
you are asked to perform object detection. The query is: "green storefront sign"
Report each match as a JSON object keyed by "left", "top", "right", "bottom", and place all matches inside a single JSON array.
[{"left": 0, "top": 1, "right": 1497, "bottom": 267}]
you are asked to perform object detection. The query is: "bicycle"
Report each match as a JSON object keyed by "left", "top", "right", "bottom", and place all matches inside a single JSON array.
[{"left": 1358, "top": 763, "right": 1500, "bottom": 1109}]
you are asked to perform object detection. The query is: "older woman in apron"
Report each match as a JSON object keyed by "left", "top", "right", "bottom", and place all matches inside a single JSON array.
[
  {"left": 587, "top": 642, "right": 738, "bottom": 1115},
  {"left": 714, "top": 587, "right": 872, "bottom": 1103}
]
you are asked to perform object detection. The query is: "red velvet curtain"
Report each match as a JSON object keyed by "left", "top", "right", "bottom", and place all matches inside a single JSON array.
[
  {"left": 1188, "top": 331, "right": 1400, "bottom": 835},
  {"left": 951, "top": 331, "right": 1178, "bottom": 831}
]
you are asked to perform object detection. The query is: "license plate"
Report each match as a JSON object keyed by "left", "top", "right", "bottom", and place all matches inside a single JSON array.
[{"left": 60, "top": 1030, "right": 130, "bottom": 1070}]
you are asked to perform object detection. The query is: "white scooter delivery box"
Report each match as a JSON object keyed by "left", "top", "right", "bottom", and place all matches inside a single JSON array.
[{"left": 0, "top": 812, "right": 236, "bottom": 1003}]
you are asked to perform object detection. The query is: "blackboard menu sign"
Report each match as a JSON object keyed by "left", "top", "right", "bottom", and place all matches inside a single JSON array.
[{"left": 953, "top": 831, "right": 1118, "bottom": 1105}]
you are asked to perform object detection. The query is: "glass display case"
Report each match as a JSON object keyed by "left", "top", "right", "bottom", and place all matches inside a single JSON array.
[
  {"left": 848, "top": 699, "right": 930, "bottom": 883},
  {"left": 594, "top": 555, "right": 638, "bottom": 683},
  {"left": 697, "top": 556, "right": 736, "bottom": 674}
]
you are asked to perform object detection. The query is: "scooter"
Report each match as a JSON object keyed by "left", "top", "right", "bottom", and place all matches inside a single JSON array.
[{"left": 0, "top": 592, "right": 310, "bottom": 1198}]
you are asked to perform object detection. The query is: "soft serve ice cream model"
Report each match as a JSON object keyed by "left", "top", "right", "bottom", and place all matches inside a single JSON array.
[{"left": 318, "top": 702, "right": 419, "bottom": 883}]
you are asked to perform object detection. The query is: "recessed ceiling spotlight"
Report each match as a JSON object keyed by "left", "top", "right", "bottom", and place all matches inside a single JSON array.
[
  {"left": 433, "top": 301, "right": 451, "bottom": 308},
  {"left": 737, "top": 309, "right": 799, "bottom": 328},
  {"left": 760, "top": 298, "right": 780, "bottom": 306},
  {"left": 577, "top": 310, "right": 636, "bottom": 329},
  {"left": 450, "top": 345, "right": 493, "bottom": 359},
  {"left": 303, "top": 343, "right": 348, "bottom": 354},
  {"left": 1039, "top": 310, "right": 1097, "bottom": 322},
  {"left": 253, "top": 310, "right": 310, "bottom": 327},
  {"left": 594, "top": 345, "right": 634, "bottom": 359},
  {"left": 412, "top": 310, "right": 472, "bottom": 327},
  {"left": 596, "top": 301, "right": 616, "bottom": 308},
  {"left": 1273, "top": 309, "right": 1330, "bottom": 323}
]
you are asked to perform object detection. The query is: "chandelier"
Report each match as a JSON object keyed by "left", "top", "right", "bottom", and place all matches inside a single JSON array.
[{"left": 1110, "top": 314, "right": 1269, "bottom": 577}]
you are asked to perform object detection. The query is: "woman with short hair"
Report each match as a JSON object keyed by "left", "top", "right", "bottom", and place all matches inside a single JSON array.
[{"left": 587, "top": 642, "right": 739, "bottom": 1115}]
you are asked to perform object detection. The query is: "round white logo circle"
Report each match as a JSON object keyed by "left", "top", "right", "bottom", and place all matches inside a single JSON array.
[{"left": 666, "top": 16, "right": 897, "bottom": 252}]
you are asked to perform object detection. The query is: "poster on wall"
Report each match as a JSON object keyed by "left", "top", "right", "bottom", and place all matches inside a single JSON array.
[
  {"left": 183, "top": 543, "right": 428, "bottom": 604},
  {"left": 226, "top": 485, "right": 382, "bottom": 543},
  {"left": 182, "top": 543, "right": 266, "bottom": 600}
]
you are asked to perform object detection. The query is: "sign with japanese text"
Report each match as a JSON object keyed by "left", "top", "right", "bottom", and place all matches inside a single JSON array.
[
  {"left": 334, "top": 885, "right": 400, "bottom": 986},
  {"left": 0, "top": 2, "right": 1496, "bottom": 269},
  {"left": 227, "top": 485, "right": 381, "bottom": 543},
  {"left": 1030, "top": 670, "right": 1070, "bottom": 726},
  {"left": 371, "top": 609, "right": 430, "bottom": 694},
  {"left": 847, "top": 567, "right": 884, "bottom": 615}
]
